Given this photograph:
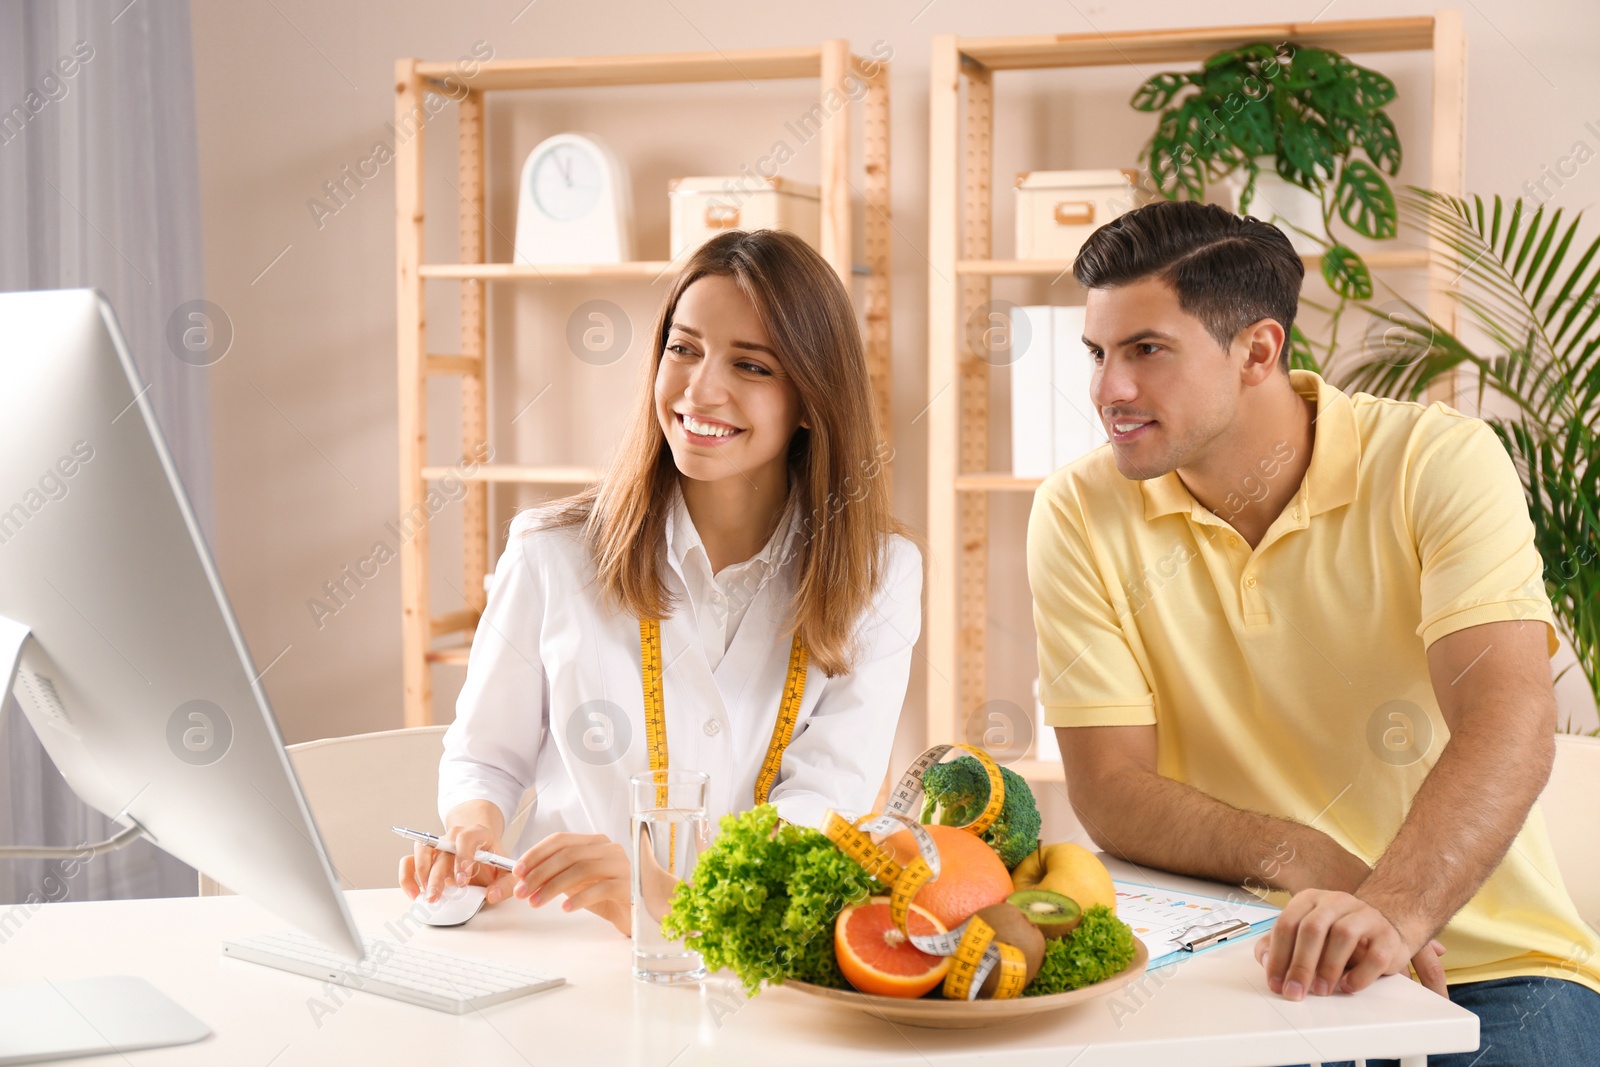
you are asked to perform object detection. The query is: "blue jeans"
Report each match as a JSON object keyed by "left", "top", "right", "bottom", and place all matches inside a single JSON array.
[{"left": 1277, "top": 975, "right": 1600, "bottom": 1066}]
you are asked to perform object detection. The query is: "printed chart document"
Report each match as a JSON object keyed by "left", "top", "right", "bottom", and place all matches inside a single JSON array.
[{"left": 1114, "top": 880, "right": 1281, "bottom": 968}]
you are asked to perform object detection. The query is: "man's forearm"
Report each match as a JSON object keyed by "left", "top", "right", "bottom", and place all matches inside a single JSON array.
[
  {"left": 1357, "top": 707, "right": 1553, "bottom": 946},
  {"left": 1069, "top": 768, "right": 1370, "bottom": 896}
]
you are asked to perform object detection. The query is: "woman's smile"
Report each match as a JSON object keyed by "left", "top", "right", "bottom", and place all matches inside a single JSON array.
[{"left": 677, "top": 411, "right": 746, "bottom": 445}]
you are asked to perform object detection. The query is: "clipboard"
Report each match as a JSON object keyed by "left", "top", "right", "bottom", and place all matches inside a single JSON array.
[{"left": 1113, "top": 879, "right": 1281, "bottom": 969}]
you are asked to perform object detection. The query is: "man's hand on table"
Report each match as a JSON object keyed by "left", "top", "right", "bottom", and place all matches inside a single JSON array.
[{"left": 1254, "top": 888, "right": 1447, "bottom": 1000}]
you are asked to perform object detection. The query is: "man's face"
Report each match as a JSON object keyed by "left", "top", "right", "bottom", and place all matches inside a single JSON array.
[{"left": 1083, "top": 276, "right": 1245, "bottom": 482}]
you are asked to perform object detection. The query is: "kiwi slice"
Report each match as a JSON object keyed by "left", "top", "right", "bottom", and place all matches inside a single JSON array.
[
  {"left": 1008, "top": 888, "right": 1083, "bottom": 940},
  {"left": 972, "top": 903, "right": 1045, "bottom": 997}
]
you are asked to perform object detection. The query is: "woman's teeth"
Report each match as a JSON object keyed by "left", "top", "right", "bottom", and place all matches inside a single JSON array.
[{"left": 681, "top": 414, "right": 741, "bottom": 438}]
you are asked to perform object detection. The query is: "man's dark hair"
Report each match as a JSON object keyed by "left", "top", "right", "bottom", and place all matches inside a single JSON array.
[{"left": 1071, "top": 199, "right": 1304, "bottom": 374}]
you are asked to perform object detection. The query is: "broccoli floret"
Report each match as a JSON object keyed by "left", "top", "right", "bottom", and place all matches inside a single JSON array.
[{"left": 918, "top": 755, "right": 1041, "bottom": 869}]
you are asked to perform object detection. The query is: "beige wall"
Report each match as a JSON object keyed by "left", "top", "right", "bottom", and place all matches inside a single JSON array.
[{"left": 190, "top": 0, "right": 1600, "bottom": 843}]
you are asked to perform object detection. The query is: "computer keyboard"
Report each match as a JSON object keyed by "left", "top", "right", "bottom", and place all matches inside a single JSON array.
[{"left": 221, "top": 930, "right": 565, "bottom": 1014}]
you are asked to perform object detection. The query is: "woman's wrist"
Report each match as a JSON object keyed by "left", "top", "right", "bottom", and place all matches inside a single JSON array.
[{"left": 443, "top": 800, "right": 506, "bottom": 844}]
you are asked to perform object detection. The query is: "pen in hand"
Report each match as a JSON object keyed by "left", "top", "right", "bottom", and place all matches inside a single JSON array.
[{"left": 391, "top": 826, "right": 515, "bottom": 873}]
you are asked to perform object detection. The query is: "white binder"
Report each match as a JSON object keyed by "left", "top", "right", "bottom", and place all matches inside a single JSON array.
[
  {"left": 1009, "top": 304, "right": 1055, "bottom": 478},
  {"left": 1052, "top": 304, "right": 1106, "bottom": 469}
]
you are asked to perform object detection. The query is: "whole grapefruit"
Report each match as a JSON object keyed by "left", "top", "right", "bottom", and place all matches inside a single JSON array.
[{"left": 884, "top": 823, "right": 1013, "bottom": 930}]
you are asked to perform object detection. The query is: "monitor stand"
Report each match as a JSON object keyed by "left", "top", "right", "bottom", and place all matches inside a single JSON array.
[
  {"left": 1, "top": 614, "right": 28, "bottom": 713},
  {"left": 0, "top": 977, "right": 211, "bottom": 1064},
  {"left": 0, "top": 616, "right": 213, "bottom": 1064},
  {"left": 0, "top": 616, "right": 144, "bottom": 861}
]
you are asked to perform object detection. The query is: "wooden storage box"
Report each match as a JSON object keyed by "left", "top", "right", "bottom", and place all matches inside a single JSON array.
[
  {"left": 1014, "top": 169, "right": 1154, "bottom": 261},
  {"left": 668, "top": 176, "right": 820, "bottom": 259}
]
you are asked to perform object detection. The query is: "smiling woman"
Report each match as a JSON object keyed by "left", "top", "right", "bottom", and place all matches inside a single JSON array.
[
  {"left": 403, "top": 230, "right": 924, "bottom": 942},
  {"left": 592, "top": 229, "right": 909, "bottom": 676}
]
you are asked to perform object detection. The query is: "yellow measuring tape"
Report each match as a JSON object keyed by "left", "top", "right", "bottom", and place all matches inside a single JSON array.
[
  {"left": 823, "top": 744, "right": 1004, "bottom": 930},
  {"left": 944, "top": 915, "right": 1028, "bottom": 1000},
  {"left": 821, "top": 744, "right": 1024, "bottom": 1000},
  {"left": 638, "top": 619, "right": 809, "bottom": 806}
]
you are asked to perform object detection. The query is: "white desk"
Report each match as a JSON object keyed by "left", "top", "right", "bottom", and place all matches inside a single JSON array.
[{"left": 0, "top": 858, "right": 1477, "bottom": 1067}]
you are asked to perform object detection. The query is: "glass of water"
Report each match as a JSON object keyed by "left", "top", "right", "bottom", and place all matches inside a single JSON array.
[{"left": 629, "top": 769, "right": 709, "bottom": 983}]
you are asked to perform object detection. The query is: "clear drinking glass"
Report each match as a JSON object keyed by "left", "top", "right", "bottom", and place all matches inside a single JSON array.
[{"left": 629, "top": 769, "right": 709, "bottom": 983}]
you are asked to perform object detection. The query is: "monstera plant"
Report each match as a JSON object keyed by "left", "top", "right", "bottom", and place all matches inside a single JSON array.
[
  {"left": 1344, "top": 188, "right": 1600, "bottom": 732},
  {"left": 1132, "top": 41, "right": 1404, "bottom": 371}
]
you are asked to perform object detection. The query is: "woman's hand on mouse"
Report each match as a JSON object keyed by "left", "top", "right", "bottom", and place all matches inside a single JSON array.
[
  {"left": 513, "top": 832, "right": 632, "bottom": 936},
  {"left": 399, "top": 801, "right": 515, "bottom": 906}
]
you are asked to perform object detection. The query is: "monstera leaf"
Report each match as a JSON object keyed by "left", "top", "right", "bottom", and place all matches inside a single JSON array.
[
  {"left": 1335, "top": 160, "right": 1398, "bottom": 240},
  {"left": 1131, "top": 41, "right": 1405, "bottom": 371},
  {"left": 1321, "top": 243, "right": 1373, "bottom": 300}
]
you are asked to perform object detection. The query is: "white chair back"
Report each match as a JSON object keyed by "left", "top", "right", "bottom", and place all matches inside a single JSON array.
[
  {"left": 1539, "top": 733, "right": 1600, "bottom": 928},
  {"left": 198, "top": 725, "right": 487, "bottom": 895}
]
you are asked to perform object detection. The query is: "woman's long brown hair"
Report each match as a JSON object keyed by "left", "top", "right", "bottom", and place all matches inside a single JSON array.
[{"left": 534, "top": 229, "right": 914, "bottom": 678}]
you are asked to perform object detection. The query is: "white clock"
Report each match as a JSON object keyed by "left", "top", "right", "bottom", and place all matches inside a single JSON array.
[{"left": 513, "top": 133, "right": 634, "bottom": 265}]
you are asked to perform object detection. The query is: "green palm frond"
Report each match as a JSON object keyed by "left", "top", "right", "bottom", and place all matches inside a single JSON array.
[
  {"left": 1345, "top": 190, "right": 1600, "bottom": 423},
  {"left": 1341, "top": 187, "right": 1600, "bottom": 732}
]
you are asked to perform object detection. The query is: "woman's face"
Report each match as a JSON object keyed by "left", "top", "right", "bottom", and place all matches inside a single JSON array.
[{"left": 654, "top": 274, "right": 804, "bottom": 489}]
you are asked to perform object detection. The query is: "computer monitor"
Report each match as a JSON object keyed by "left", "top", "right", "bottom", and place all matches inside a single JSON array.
[{"left": 0, "top": 288, "right": 362, "bottom": 961}]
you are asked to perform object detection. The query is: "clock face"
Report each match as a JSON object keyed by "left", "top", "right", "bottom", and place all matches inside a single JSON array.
[{"left": 530, "top": 143, "right": 603, "bottom": 222}]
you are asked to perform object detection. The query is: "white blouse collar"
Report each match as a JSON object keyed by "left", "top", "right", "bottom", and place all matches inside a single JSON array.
[{"left": 665, "top": 474, "right": 804, "bottom": 582}]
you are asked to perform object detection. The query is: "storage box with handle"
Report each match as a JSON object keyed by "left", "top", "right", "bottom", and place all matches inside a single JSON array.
[
  {"left": 1014, "top": 168, "right": 1156, "bottom": 261},
  {"left": 668, "top": 175, "right": 820, "bottom": 260}
]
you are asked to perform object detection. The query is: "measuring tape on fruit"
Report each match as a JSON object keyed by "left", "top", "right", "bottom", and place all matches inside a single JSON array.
[{"left": 822, "top": 743, "right": 1026, "bottom": 1001}]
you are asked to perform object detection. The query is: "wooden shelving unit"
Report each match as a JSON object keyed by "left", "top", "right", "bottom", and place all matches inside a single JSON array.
[
  {"left": 925, "top": 14, "right": 1466, "bottom": 779},
  {"left": 396, "top": 43, "right": 892, "bottom": 727}
]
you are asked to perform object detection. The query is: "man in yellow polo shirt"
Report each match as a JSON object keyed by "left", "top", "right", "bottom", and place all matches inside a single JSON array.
[{"left": 1027, "top": 199, "right": 1600, "bottom": 1067}]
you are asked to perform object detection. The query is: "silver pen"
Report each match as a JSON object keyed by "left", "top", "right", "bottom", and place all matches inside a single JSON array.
[{"left": 391, "top": 826, "right": 516, "bottom": 872}]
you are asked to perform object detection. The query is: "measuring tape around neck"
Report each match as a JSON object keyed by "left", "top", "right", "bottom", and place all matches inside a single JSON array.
[{"left": 638, "top": 619, "right": 809, "bottom": 807}]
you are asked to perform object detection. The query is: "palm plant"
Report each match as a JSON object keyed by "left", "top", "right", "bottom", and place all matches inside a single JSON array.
[{"left": 1342, "top": 188, "right": 1600, "bottom": 733}]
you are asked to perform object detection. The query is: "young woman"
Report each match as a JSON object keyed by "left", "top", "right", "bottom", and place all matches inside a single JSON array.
[{"left": 400, "top": 229, "right": 922, "bottom": 936}]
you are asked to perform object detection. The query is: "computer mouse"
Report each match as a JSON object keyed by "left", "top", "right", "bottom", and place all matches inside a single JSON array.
[{"left": 412, "top": 884, "right": 488, "bottom": 927}]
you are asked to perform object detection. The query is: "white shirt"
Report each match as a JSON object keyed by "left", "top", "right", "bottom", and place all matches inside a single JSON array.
[
  {"left": 668, "top": 479, "right": 799, "bottom": 673},
  {"left": 438, "top": 483, "right": 924, "bottom": 855}
]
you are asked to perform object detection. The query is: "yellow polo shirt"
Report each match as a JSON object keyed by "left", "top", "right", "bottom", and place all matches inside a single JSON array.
[{"left": 1027, "top": 369, "right": 1600, "bottom": 995}]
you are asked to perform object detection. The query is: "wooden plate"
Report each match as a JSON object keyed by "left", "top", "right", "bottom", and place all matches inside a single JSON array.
[{"left": 779, "top": 939, "right": 1148, "bottom": 1029}]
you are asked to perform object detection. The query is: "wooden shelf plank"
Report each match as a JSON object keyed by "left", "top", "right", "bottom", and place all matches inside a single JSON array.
[
  {"left": 960, "top": 16, "right": 1437, "bottom": 71},
  {"left": 397, "top": 58, "right": 431, "bottom": 728},
  {"left": 421, "top": 260, "right": 873, "bottom": 281},
  {"left": 1323, "top": 249, "right": 1431, "bottom": 270},
  {"left": 425, "top": 645, "right": 472, "bottom": 667},
  {"left": 430, "top": 609, "right": 479, "bottom": 638},
  {"left": 926, "top": 34, "right": 963, "bottom": 749},
  {"left": 1011, "top": 758, "right": 1066, "bottom": 783},
  {"left": 425, "top": 354, "right": 481, "bottom": 376},
  {"left": 421, "top": 464, "right": 600, "bottom": 485},
  {"left": 955, "top": 472, "right": 1049, "bottom": 492},
  {"left": 416, "top": 46, "right": 827, "bottom": 92},
  {"left": 958, "top": 259, "right": 1077, "bottom": 278},
  {"left": 419, "top": 261, "right": 680, "bottom": 281},
  {"left": 958, "top": 249, "right": 1431, "bottom": 278}
]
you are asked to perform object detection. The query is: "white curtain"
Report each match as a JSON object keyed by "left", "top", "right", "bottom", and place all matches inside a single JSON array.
[{"left": 0, "top": 0, "right": 208, "bottom": 902}]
